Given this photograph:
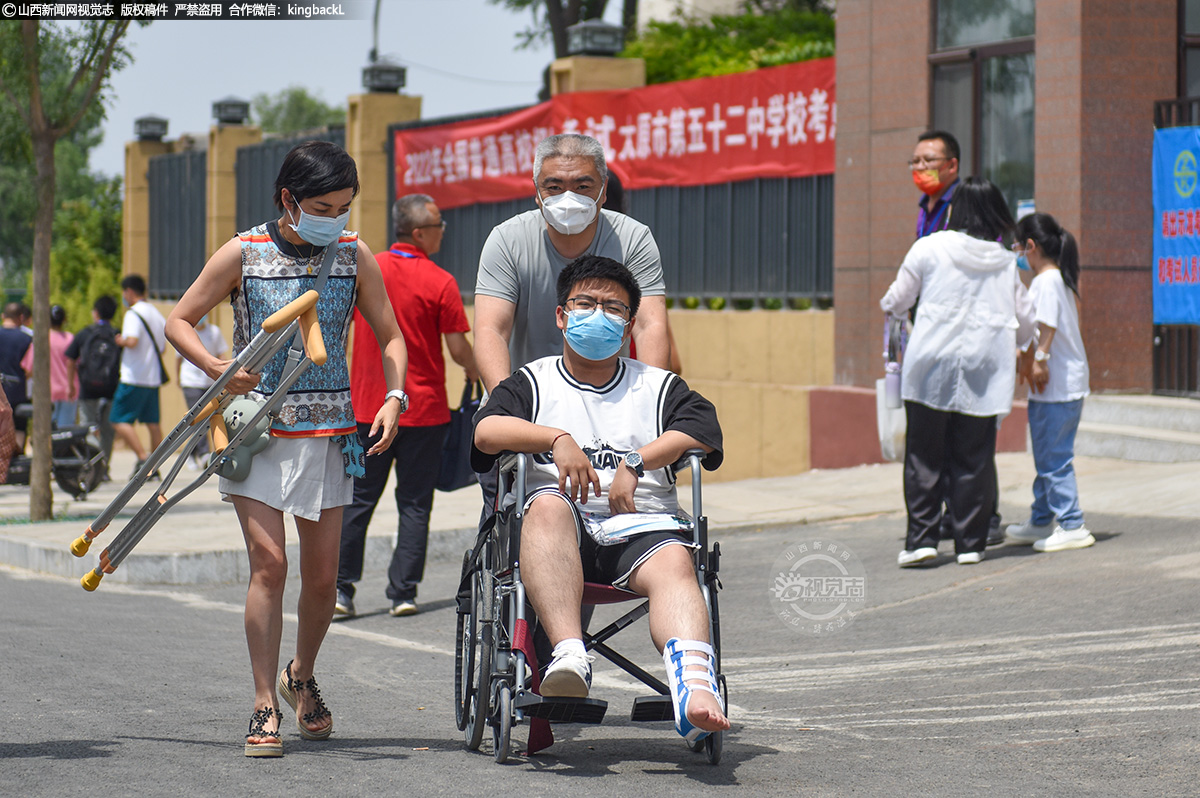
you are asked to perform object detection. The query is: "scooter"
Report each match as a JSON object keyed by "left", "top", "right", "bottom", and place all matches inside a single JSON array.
[{"left": 3, "top": 404, "right": 107, "bottom": 500}]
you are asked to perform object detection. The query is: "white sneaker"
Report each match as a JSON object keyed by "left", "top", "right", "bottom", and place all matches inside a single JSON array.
[
  {"left": 1005, "top": 519, "right": 1054, "bottom": 545},
  {"left": 897, "top": 547, "right": 938, "bottom": 568},
  {"left": 1033, "top": 525, "right": 1096, "bottom": 552},
  {"left": 957, "top": 551, "right": 984, "bottom": 565},
  {"left": 541, "top": 650, "right": 594, "bottom": 698}
]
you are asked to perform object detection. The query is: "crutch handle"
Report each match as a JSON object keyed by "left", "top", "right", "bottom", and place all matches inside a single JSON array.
[
  {"left": 262, "top": 290, "right": 319, "bottom": 333},
  {"left": 300, "top": 307, "right": 326, "bottom": 366},
  {"left": 210, "top": 413, "right": 229, "bottom": 452},
  {"left": 81, "top": 569, "right": 104, "bottom": 591},
  {"left": 192, "top": 396, "right": 221, "bottom": 425}
]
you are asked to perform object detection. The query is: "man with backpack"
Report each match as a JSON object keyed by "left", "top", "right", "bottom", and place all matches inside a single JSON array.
[{"left": 65, "top": 295, "right": 120, "bottom": 480}]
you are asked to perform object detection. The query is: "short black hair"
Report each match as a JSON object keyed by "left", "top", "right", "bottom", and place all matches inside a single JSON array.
[
  {"left": 918, "top": 129, "right": 961, "bottom": 163},
  {"left": 50, "top": 305, "right": 66, "bottom": 327},
  {"left": 556, "top": 255, "right": 641, "bottom": 318},
  {"left": 945, "top": 176, "right": 1015, "bottom": 242},
  {"left": 273, "top": 140, "right": 360, "bottom": 212},
  {"left": 93, "top": 295, "right": 117, "bottom": 321},
  {"left": 121, "top": 274, "right": 147, "bottom": 295}
]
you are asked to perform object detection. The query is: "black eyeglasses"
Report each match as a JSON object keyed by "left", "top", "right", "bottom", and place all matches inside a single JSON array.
[
  {"left": 908, "top": 156, "right": 947, "bottom": 170},
  {"left": 565, "top": 294, "right": 631, "bottom": 322}
]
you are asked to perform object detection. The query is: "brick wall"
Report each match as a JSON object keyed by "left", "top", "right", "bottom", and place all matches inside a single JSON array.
[{"left": 836, "top": 0, "right": 1176, "bottom": 393}]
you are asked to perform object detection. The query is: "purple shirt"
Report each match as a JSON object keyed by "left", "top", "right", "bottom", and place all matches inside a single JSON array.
[{"left": 916, "top": 178, "right": 959, "bottom": 239}]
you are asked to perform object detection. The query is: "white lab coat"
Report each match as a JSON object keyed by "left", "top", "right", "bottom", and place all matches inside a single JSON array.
[{"left": 880, "top": 230, "right": 1036, "bottom": 418}]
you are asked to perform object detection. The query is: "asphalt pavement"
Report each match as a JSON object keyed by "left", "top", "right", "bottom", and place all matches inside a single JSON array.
[{"left": 3, "top": 448, "right": 1200, "bottom": 795}]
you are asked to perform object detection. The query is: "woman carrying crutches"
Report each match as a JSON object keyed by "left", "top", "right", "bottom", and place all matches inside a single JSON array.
[{"left": 166, "top": 141, "right": 408, "bottom": 758}]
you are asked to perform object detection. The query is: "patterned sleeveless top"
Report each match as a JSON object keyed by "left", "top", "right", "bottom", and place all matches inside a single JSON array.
[{"left": 232, "top": 222, "right": 358, "bottom": 438}]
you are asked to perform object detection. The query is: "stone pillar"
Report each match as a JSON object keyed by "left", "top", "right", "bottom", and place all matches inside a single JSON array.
[
  {"left": 549, "top": 56, "right": 645, "bottom": 95},
  {"left": 206, "top": 124, "right": 262, "bottom": 257},
  {"left": 123, "top": 139, "right": 173, "bottom": 279},
  {"left": 345, "top": 93, "right": 422, "bottom": 251}
]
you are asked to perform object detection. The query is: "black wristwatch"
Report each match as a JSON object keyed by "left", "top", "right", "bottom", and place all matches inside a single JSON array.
[{"left": 622, "top": 451, "right": 644, "bottom": 478}]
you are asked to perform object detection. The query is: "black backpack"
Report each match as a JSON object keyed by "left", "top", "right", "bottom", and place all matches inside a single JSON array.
[{"left": 76, "top": 325, "right": 120, "bottom": 397}]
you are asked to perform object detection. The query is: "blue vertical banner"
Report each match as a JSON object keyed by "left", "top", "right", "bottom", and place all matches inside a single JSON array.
[{"left": 1153, "top": 127, "right": 1200, "bottom": 324}]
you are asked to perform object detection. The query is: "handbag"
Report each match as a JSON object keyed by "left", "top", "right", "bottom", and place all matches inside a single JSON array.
[
  {"left": 437, "top": 380, "right": 482, "bottom": 492},
  {"left": 131, "top": 309, "right": 170, "bottom": 386}
]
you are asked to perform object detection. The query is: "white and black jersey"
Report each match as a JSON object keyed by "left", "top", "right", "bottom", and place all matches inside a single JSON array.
[{"left": 472, "top": 356, "right": 723, "bottom": 515}]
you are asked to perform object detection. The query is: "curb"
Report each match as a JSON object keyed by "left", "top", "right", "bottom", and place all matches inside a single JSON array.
[{"left": 0, "top": 517, "right": 810, "bottom": 587}]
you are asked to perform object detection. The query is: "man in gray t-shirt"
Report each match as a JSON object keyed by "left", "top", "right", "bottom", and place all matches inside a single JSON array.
[{"left": 474, "top": 134, "right": 670, "bottom": 392}]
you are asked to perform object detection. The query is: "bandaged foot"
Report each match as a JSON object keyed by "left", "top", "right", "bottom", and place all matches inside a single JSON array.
[{"left": 663, "top": 638, "right": 729, "bottom": 742}]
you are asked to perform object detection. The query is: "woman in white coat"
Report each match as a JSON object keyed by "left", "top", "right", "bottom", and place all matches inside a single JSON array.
[{"left": 880, "top": 177, "right": 1037, "bottom": 568}]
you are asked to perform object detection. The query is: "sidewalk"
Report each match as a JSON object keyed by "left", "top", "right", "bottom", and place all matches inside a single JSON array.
[{"left": 2, "top": 447, "right": 1198, "bottom": 586}]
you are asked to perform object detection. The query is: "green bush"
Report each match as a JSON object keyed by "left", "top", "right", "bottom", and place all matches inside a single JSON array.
[{"left": 622, "top": 9, "right": 835, "bottom": 85}]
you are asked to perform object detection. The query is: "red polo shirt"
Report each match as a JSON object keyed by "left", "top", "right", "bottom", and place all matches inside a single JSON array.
[{"left": 351, "top": 242, "right": 470, "bottom": 427}]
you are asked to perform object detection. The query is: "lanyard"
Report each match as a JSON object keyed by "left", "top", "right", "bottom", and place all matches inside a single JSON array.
[{"left": 389, "top": 246, "right": 417, "bottom": 259}]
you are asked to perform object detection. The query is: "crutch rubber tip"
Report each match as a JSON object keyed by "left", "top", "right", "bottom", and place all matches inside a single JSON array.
[
  {"left": 81, "top": 570, "right": 103, "bottom": 591},
  {"left": 70, "top": 535, "right": 92, "bottom": 557}
]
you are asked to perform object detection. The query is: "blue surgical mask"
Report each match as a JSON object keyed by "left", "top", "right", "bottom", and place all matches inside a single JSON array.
[
  {"left": 563, "top": 307, "right": 626, "bottom": 361},
  {"left": 287, "top": 197, "right": 349, "bottom": 247},
  {"left": 1016, "top": 254, "right": 1031, "bottom": 271}
]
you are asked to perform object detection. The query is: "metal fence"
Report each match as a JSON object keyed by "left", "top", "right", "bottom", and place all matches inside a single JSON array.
[
  {"left": 389, "top": 110, "right": 833, "bottom": 305},
  {"left": 147, "top": 149, "right": 206, "bottom": 298},
  {"left": 235, "top": 128, "right": 346, "bottom": 233},
  {"left": 429, "top": 176, "right": 833, "bottom": 305},
  {"left": 1152, "top": 97, "right": 1199, "bottom": 396}
]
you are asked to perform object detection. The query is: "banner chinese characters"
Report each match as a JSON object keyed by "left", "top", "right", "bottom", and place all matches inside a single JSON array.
[{"left": 394, "top": 59, "right": 836, "bottom": 210}]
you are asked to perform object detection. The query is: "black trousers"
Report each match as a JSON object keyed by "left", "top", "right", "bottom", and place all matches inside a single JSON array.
[
  {"left": 337, "top": 422, "right": 448, "bottom": 602},
  {"left": 903, "top": 401, "right": 997, "bottom": 555}
]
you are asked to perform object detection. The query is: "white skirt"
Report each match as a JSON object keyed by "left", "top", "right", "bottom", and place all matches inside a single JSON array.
[{"left": 220, "top": 435, "right": 353, "bottom": 521}]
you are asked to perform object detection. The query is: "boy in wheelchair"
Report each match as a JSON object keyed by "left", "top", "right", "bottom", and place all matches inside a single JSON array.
[{"left": 472, "top": 255, "right": 729, "bottom": 743}]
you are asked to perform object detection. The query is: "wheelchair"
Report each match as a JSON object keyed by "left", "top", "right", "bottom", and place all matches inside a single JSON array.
[{"left": 455, "top": 450, "right": 725, "bottom": 764}]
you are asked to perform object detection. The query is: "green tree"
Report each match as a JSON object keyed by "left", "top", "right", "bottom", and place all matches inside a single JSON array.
[
  {"left": 251, "top": 86, "right": 345, "bottom": 135},
  {"left": 622, "top": 8, "right": 834, "bottom": 85},
  {"left": 0, "top": 20, "right": 138, "bottom": 520},
  {"left": 46, "top": 177, "right": 123, "bottom": 333},
  {"left": 0, "top": 40, "right": 107, "bottom": 289}
]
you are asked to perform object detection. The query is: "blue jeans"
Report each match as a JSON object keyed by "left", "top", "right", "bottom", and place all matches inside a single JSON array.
[
  {"left": 52, "top": 400, "right": 76, "bottom": 428},
  {"left": 1027, "top": 398, "right": 1085, "bottom": 529}
]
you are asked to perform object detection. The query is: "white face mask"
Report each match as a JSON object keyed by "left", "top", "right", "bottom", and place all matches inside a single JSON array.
[{"left": 538, "top": 186, "right": 602, "bottom": 235}]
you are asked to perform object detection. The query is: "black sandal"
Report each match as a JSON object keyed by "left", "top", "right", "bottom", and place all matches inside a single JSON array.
[
  {"left": 244, "top": 707, "right": 283, "bottom": 757},
  {"left": 278, "top": 660, "right": 333, "bottom": 740}
]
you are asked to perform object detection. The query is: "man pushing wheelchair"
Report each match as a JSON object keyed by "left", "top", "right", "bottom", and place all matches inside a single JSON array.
[{"left": 472, "top": 255, "right": 729, "bottom": 744}]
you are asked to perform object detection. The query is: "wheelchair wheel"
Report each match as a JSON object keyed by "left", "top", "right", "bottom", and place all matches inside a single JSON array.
[
  {"left": 454, "top": 553, "right": 474, "bottom": 732},
  {"left": 464, "top": 566, "right": 493, "bottom": 750},
  {"left": 492, "top": 682, "right": 512, "bottom": 764},
  {"left": 704, "top": 730, "right": 723, "bottom": 764}
]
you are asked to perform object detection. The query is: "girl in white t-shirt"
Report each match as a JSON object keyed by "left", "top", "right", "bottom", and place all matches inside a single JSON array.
[{"left": 1005, "top": 212, "right": 1094, "bottom": 552}]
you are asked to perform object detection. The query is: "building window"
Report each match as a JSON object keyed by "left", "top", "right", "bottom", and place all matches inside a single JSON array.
[
  {"left": 1181, "top": 0, "right": 1200, "bottom": 97},
  {"left": 930, "top": 0, "right": 1035, "bottom": 213}
]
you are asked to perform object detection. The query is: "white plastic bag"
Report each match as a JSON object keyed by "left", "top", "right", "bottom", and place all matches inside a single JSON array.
[{"left": 875, "top": 378, "right": 906, "bottom": 463}]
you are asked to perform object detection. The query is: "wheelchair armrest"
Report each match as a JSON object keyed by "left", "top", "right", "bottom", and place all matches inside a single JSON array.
[
  {"left": 671, "top": 448, "right": 707, "bottom": 473},
  {"left": 497, "top": 451, "right": 527, "bottom": 476}
]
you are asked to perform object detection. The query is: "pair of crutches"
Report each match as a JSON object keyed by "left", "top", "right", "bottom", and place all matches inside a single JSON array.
[{"left": 71, "top": 248, "right": 338, "bottom": 591}]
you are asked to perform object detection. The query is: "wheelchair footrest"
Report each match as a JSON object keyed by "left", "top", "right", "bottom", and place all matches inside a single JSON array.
[
  {"left": 514, "top": 693, "right": 608, "bottom": 724},
  {"left": 630, "top": 695, "right": 674, "bottom": 722}
]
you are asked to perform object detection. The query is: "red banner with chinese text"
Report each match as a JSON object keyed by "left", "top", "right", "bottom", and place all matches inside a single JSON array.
[{"left": 394, "top": 59, "right": 835, "bottom": 210}]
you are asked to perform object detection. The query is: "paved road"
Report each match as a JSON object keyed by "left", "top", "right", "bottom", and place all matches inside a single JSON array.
[{"left": 4, "top": 505, "right": 1197, "bottom": 796}]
